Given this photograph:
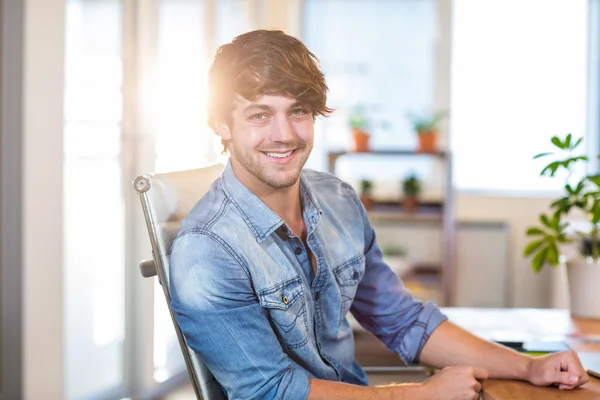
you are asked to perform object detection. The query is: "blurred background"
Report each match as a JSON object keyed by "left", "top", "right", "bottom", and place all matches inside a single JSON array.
[{"left": 1, "top": 0, "right": 599, "bottom": 398}]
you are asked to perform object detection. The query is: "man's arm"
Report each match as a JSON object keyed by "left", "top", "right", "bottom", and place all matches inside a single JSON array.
[
  {"left": 170, "top": 233, "right": 312, "bottom": 400},
  {"left": 307, "top": 379, "right": 420, "bottom": 400},
  {"left": 307, "top": 367, "right": 488, "bottom": 400},
  {"left": 420, "top": 320, "right": 590, "bottom": 389}
]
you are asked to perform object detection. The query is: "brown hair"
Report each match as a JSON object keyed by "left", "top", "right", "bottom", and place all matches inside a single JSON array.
[{"left": 207, "top": 29, "right": 333, "bottom": 133}]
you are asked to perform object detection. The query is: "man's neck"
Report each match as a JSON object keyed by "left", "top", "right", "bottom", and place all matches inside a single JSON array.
[
  {"left": 231, "top": 163, "right": 305, "bottom": 235},
  {"left": 260, "top": 183, "right": 303, "bottom": 228}
]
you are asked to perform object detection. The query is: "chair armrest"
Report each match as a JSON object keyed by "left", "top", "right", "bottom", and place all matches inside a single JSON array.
[{"left": 139, "top": 259, "right": 157, "bottom": 278}]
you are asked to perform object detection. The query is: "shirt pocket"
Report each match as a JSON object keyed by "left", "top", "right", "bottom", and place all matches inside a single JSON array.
[
  {"left": 257, "top": 276, "right": 309, "bottom": 349},
  {"left": 333, "top": 254, "right": 366, "bottom": 316}
]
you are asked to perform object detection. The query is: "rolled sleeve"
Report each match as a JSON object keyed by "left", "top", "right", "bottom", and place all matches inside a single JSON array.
[{"left": 170, "top": 232, "right": 311, "bottom": 400}]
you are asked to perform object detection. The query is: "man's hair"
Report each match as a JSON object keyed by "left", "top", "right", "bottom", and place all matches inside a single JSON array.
[{"left": 207, "top": 29, "right": 333, "bottom": 133}]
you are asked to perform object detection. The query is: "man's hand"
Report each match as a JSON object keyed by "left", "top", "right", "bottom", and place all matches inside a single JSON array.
[
  {"left": 526, "top": 350, "right": 589, "bottom": 390},
  {"left": 420, "top": 366, "right": 489, "bottom": 400}
]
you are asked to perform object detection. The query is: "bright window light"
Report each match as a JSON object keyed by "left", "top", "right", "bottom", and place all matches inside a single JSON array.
[{"left": 451, "top": 0, "right": 589, "bottom": 193}]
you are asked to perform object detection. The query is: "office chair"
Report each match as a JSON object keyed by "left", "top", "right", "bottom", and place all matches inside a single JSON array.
[
  {"left": 133, "top": 162, "right": 226, "bottom": 400},
  {"left": 134, "top": 163, "right": 433, "bottom": 398}
]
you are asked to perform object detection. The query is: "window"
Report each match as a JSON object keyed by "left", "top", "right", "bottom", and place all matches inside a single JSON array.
[
  {"left": 302, "top": 0, "right": 441, "bottom": 200},
  {"left": 451, "top": 0, "right": 589, "bottom": 193},
  {"left": 154, "top": 0, "right": 250, "bottom": 174},
  {"left": 64, "top": 1, "right": 125, "bottom": 398}
]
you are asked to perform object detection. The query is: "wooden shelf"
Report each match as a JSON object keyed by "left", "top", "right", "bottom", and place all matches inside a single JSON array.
[
  {"left": 328, "top": 150, "right": 450, "bottom": 174},
  {"left": 365, "top": 202, "right": 443, "bottom": 223},
  {"left": 329, "top": 149, "right": 450, "bottom": 158},
  {"left": 368, "top": 209, "right": 442, "bottom": 223}
]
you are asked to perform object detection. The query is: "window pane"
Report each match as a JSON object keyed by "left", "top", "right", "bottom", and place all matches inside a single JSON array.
[
  {"left": 302, "top": 0, "right": 438, "bottom": 194},
  {"left": 451, "top": 0, "right": 588, "bottom": 192},
  {"left": 64, "top": 1, "right": 125, "bottom": 398}
]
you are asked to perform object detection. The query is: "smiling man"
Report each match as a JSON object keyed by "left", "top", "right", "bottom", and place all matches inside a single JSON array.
[{"left": 169, "top": 30, "right": 589, "bottom": 400}]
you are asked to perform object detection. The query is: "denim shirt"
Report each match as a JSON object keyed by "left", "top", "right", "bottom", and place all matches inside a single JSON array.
[{"left": 169, "top": 162, "right": 447, "bottom": 400}]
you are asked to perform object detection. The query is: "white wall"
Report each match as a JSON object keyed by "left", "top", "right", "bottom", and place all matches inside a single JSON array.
[
  {"left": 22, "top": 0, "right": 65, "bottom": 398},
  {"left": 456, "top": 194, "right": 555, "bottom": 307}
]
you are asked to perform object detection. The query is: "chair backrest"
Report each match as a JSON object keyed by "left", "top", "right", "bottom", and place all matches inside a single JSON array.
[{"left": 133, "top": 163, "right": 226, "bottom": 400}]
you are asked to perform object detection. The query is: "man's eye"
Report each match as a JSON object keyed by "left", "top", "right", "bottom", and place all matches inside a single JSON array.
[
  {"left": 291, "top": 108, "right": 308, "bottom": 115},
  {"left": 250, "top": 113, "right": 266, "bottom": 121}
]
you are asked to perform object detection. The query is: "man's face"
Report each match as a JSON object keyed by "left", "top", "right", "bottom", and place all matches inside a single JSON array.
[{"left": 218, "top": 94, "right": 314, "bottom": 192}]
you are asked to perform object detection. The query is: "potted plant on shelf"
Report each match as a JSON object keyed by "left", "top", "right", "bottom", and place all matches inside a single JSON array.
[
  {"left": 407, "top": 110, "right": 447, "bottom": 153},
  {"left": 349, "top": 105, "right": 370, "bottom": 152},
  {"left": 359, "top": 179, "right": 375, "bottom": 210},
  {"left": 523, "top": 133, "right": 600, "bottom": 318},
  {"left": 402, "top": 173, "right": 421, "bottom": 213}
]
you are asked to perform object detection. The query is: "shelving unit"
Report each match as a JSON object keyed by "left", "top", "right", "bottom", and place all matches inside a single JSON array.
[{"left": 327, "top": 149, "right": 456, "bottom": 306}]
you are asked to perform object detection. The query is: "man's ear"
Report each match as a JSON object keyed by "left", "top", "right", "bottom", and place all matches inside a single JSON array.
[{"left": 215, "top": 122, "right": 232, "bottom": 141}]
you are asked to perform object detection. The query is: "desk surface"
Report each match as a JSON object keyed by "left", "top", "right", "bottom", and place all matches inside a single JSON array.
[{"left": 442, "top": 308, "right": 600, "bottom": 400}]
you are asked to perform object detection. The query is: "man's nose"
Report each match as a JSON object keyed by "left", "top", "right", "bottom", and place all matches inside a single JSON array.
[{"left": 272, "top": 114, "right": 295, "bottom": 143}]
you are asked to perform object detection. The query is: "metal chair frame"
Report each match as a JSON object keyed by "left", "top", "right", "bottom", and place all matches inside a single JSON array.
[{"left": 133, "top": 164, "right": 226, "bottom": 400}]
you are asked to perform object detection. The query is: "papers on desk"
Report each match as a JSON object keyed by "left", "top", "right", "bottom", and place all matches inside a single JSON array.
[{"left": 442, "top": 308, "right": 573, "bottom": 344}]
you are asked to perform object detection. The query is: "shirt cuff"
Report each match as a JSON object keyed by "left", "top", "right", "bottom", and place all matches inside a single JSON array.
[
  {"left": 398, "top": 301, "right": 448, "bottom": 365},
  {"left": 281, "top": 366, "right": 311, "bottom": 400}
]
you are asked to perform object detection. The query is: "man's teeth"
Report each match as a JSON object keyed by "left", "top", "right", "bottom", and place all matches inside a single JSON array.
[{"left": 265, "top": 151, "right": 293, "bottom": 158}]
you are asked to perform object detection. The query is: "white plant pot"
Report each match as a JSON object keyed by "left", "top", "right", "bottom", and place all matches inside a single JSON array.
[{"left": 566, "top": 258, "right": 600, "bottom": 319}]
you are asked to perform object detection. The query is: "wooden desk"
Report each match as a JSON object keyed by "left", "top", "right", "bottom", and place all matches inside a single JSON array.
[{"left": 442, "top": 308, "right": 600, "bottom": 400}]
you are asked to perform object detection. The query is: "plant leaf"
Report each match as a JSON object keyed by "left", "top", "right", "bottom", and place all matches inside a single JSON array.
[
  {"left": 565, "top": 184, "right": 574, "bottom": 195},
  {"left": 547, "top": 243, "right": 559, "bottom": 266},
  {"left": 532, "top": 247, "right": 548, "bottom": 272},
  {"left": 533, "top": 152, "right": 553, "bottom": 159},
  {"left": 526, "top": 227, "right": 545, "bottom": 236},
  {"left": 550, "top": 212, "right": 561, "bottom": 229},
  {"left": 523, "top": 238, "right": 546, "bottom": 256},
  {"left": 551, "top": 136, "right": 564, "bottom": 149},
  {"left": 540, "top": 161, "right": 561, "bottom": 176},
  {"left": 588, "top": 176, "right": 600, "bottom": 187},
  {"left": 540, "top": 214, "right": 553, "bottom": 228}
]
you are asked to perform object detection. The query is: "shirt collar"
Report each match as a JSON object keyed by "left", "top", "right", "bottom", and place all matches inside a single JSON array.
[{"left": 221, "top": 161, "right": 323, "bottom": 243}]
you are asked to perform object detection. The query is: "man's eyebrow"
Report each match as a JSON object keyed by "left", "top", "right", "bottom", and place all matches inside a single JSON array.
[
  {"left": 288, "top": 101, "right": 307, "bottom": 109},
  {"left": 243, "top": 103, "right": 273, "bottom": 113}
]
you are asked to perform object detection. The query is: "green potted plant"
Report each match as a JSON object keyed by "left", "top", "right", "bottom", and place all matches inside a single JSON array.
[
  {"left": 523, "top": 133, "right": 600, "bottom": 318},
  {"left": 407, "top": 110, "right": 447, "bottom": 153},
  {"left": 402, "top": 173, "right": 421, "bottom": 213},
  {"left": 359, "top": 179, "right": 375, "bottom": 210},
  {"left": 349, "top": 105, "right": 370, "bottom": 152}
]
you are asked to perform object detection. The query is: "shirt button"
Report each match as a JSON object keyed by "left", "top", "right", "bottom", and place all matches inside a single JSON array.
[
  {"left": 352, "top": 271, "right": 359, "bottom": 279},
  {"left": 282, "top": 295, "right": 289, "bottom": 304},
  {"left": 294, "top": 247, "right": 302, "bottom": 255},
  {"left": 315, "top": 292, "right": 320, "bottom": 301}
]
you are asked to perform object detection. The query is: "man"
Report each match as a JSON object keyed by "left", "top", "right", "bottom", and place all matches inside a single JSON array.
[{"left": 169, "top": 29, "right": 588, "bottom": 400}]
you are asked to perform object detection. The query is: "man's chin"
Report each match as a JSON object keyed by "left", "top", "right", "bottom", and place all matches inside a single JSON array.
[{"left": 262, "top": 171, "right": 301, "bottom": 189}]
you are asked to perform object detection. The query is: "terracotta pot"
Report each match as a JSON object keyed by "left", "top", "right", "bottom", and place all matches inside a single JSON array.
[
  {"left": 402, "top": 197, "right": 417, "bottom": 213},
  {"left": 352, "top": 129, "right": 370, "bottom": 152},
  {"left": 417, "top": 131, "right": 438, "bottom": 153}
]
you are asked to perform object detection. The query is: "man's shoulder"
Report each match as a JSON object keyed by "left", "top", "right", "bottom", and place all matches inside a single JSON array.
[
  {"left": 302, "top": 168, "right": 352, "bottom": 189},
  {"left": 178, "top": 179, "right": 243, "bottom": 238},
  {"left": 302, "top": 168, "right": 359, "bottom": 201}
]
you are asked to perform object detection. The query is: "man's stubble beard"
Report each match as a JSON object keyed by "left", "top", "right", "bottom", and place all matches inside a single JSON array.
[{"left": 232, "top": 141, "right": 312, "bottom": 190}]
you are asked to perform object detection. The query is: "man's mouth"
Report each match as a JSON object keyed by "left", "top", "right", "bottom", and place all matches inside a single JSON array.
[{"left": 264, "top": 150, "right": 295, "bottom": 159}]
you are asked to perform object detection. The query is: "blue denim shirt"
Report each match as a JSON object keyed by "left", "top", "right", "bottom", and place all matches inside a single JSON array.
[{"left": 169, "top": 162, "right": 447, "bottom": 400}]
